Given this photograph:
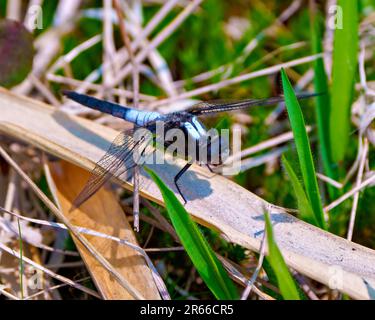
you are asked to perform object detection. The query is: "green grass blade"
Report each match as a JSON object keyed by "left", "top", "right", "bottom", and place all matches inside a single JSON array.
[
  {"left": 310, "top": 9, "right": 339, "bottom": 200},
  {"left": 281, "top": 68, "right": 326, "bottom": 230},
  {"left": 282, "top": 155, "right": 318, "bottom": 226},
  {"left": 264, "top": 210, "right": 300, "bottom": 300},
  {"left": 145, "top": 167, "right": 239, "bottom": 300},
  {"left": 330, "top": 0, "right": 359, "bottom": 162}
]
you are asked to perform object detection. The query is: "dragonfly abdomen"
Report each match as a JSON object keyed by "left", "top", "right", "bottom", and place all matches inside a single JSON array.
[
  {"left": 63, "top": 90, "right": 161, "bottom": 125},
  {"left": 64, "top": 91, "right": 128, "bottom": 117}
]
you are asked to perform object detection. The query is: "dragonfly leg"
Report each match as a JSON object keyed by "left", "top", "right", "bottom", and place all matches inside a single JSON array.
[
  {"left": 206, "top": 164, "right": 214, "bottom": 173},
  {"left": 174, "top": 163, "right": 192, "bottom": 205}
]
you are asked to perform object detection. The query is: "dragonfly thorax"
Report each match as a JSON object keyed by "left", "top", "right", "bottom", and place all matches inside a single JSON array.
[{"left": 168, "top": 116, "right": 226, "bottom": 165}]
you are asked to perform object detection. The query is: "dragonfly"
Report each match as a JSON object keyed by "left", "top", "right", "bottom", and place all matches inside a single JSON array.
[{"left": 64, "top": 90, "right": 316, "bottom": 209}]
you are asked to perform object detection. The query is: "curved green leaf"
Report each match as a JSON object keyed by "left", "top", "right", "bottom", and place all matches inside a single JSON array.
[
  {"left": 264, "top": 211, "right": 301, "bottom": 300},
  {"left": 145, "top": 167, "right": 238, "bottom": 300},
  {"left": 310, "top": 9, "right": 339, "bottom": 201},
  {"left": 329, "top": 0, "right": 359, "bottom": 162},
  {"left": 281, "top": 68, "right": 326, "bottom": 230},
  {"left": 282, "top": 155, "right": 318, "bottom": 226}
]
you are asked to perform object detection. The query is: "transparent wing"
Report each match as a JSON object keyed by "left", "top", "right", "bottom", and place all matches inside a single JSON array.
[
  {"left": 71, "top": 126, "right": 155, "bottom": 211},
  {"left": 186, "top": 92, "right": 319, "bottom": 116}
]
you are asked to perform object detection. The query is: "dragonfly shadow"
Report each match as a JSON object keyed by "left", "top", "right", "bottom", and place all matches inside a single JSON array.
[
  {"left": 53, "top": 111, "right": 213, "bottom": 202},
  {"left": 145, "top": 162, "right": 213, "bottom": 202}
]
